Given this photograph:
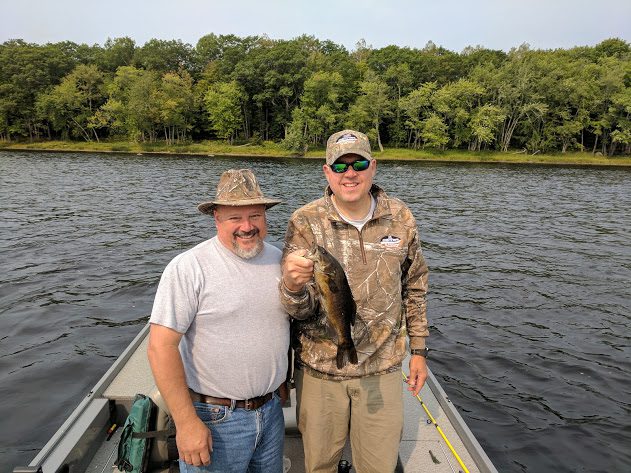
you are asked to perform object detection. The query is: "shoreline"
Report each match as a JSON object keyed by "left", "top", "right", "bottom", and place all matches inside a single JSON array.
[{"left": 2, "top": 142, "right": 631, "bottom": 167}]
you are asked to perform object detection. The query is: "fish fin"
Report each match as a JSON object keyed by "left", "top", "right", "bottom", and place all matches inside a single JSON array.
[
  {"left": 336, "top": 343, "right": 359, "bottom": 369},
  {"left": 344, "top": 296, "right": 356, "bottom": 326},
  {"left": 349, "top": 345, "right": 358, "bottom": 365},
  {"left": 349, "top": 299, "right": 357, "bottom": 326}
]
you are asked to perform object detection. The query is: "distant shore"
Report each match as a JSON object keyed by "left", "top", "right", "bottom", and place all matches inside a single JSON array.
[{"left": 2, "top": 140, "right": 631, "bottom": 167}]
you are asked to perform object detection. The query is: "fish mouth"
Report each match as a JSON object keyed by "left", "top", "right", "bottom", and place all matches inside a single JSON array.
[
  {"left": 304, "top": 245, "right": 327, "bottom": 265},
  {"left": 303, "top": 247, "right": 317, "bottom": 261}
]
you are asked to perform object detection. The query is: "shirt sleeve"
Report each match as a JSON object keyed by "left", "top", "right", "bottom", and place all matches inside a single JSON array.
[
  {"left": 279, "top": 213, "right": 319, "bottom": 320},
  {"left": 402, "top": 217, "right": 430, "bottom": 351},
  {"left": 149, "top": 253, "right": 200, "bottom": 334}
]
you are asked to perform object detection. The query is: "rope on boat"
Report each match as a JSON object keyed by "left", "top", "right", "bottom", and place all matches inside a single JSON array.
[{"left": 402, "top": 371, "right": 471, "bottom": 473}]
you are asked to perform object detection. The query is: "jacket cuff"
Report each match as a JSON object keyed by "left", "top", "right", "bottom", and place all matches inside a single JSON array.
[
  {"left": 409, "top": 337, "right": 427, "bottom": 351},
  {"left": 280, "top": 279, "right": 308, "bottom": 302}
]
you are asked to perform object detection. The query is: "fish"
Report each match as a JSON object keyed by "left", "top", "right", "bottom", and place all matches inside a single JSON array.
[{"left": 305, "top": 245, "right": 358, "bottom": 369}]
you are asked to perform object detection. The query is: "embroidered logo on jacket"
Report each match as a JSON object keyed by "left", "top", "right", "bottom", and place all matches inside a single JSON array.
[{"left": 380, "top": 235, "right": 401, "bottom": 247}]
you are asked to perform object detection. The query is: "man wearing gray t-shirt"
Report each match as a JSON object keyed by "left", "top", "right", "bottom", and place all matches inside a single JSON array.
[{"left": 148, "top": 169, "right": 289, "bottom": 473}]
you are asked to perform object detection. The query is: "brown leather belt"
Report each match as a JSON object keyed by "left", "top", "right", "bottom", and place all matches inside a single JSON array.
[{"left": 189, "top": 389, "right": 274, "bottom": 410}]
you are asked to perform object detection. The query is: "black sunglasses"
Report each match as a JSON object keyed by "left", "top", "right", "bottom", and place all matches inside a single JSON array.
[{"left": 329, "top": 159, "right": 371, "bottom": 173}]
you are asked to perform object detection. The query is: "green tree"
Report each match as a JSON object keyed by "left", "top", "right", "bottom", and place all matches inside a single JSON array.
[
  {"left": 473, "top": 45, "right": 549, "bottom": 151},
  {"left": 231, "top": 36, "right": 340, "bottom": 141},
  {"left": 352, "top": 39, "right": 372, "bottom": 73},
  {"left": 432, "top": 78, "right": 485, "bottom": 148},
  {"left": 196, "top": 34, "right": 258, "bottom": 70},
  {"left": 195, "top": 34, "right": 261, "bottom": 85},
  {"left": 36, "top": 64, "right": 106, "bottom": 141},
  {"left": 469, "top": 104, "right": 505, "bottom": 151},
  {"left": 347, "top": 71, "right": 391, "bottom": 151},
  {"left": 541, "top": 58, "right": 600, "bottom": 152},
  {"left": 593, "top": 38, "right": 630, "bottom": 59},
  {"left": 133, "top": 39, "right": 195, "bottom": 74},
  {"left": 609, "top": 84, "right": 631, "bottom": 154},
  {"left": 99, "top": 37, "right": 135, "bottom": 72},
  {"left": 156, "top": 70, "right": 195, "bottom": 143},
  {"left": 400, "top": 82, "right": 438, "bottom": 149},
  {"left": 384, "top": 63, "right": 414, "bottom": 146},
  {"left": 283, "top": 70, "right": 345, "bottom": 151},
  {"left": 0, "top": 40, "right": 76, "bottom": 140},
  {"left": 460, "top": 46, "right": 507, "bottom": 72},
  {"left": 421, "top": 113, "right": 449, "bottom": 149},
  {"left": 204, "top": 81, "right": 246, "bottom": 143},
  {"left": 102, "top": 66, "right": 161, "bottom": 141},
  {"left": 589, "top": 56, "right": 629, "bottom": 155}
]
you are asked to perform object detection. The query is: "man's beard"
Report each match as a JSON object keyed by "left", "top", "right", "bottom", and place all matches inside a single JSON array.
[{"left": 232, "top": 229, "right": 264, "bottom": 259}]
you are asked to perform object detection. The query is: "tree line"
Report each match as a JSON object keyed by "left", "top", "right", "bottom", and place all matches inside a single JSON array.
[{"left": 1, "top": 35, "right": 629, "bottom": 155}]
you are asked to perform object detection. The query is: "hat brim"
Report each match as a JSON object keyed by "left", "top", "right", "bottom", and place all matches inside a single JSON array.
[{"left": 198, "top": 198, "right": 281, "bottom": 215}]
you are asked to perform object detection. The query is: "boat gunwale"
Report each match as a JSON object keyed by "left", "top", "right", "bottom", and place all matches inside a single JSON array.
[
  {"left": 425, "top": 369, "right": 498, "bottom": 473},
  {"left": 27, "top": 324, "right": 151, "bottom": 468}
]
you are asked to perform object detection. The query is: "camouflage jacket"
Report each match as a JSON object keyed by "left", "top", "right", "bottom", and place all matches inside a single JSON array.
[{"left": 281, "top": 185, "right": 429, "bottom": 380}]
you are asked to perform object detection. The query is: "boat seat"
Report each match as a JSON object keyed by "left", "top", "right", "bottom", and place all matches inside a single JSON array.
[{"left": 104, "top": 335, "right": 156, "bottom": 406}]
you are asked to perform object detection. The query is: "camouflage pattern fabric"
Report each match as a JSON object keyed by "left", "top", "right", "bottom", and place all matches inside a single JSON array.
[
  {"left": 197, "top": 168, "right": 281, "bottom": 215},
  {"left": 281, "top": 185, "right": 429, "bottom": 380}
]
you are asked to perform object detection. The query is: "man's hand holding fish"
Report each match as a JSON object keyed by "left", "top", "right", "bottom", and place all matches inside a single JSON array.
[{"left": 282, "top": 249, "right": 314, "bottom": 292}]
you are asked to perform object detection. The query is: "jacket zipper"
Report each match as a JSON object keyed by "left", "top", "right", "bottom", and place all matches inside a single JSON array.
[{"left": 357, "top": 227, "right": 367, "bottom": 264}]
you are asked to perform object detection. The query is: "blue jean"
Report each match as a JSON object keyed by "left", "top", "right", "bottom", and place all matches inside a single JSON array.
[{"left": 179, "top": 393, "right": 285, "bottom": 473}]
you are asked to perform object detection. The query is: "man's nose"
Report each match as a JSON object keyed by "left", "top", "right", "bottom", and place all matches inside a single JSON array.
[
  {"left": 345, "top": 166, "right": 359, "bottom": 177},
  {"left": 239, "top": 219, "right": 254, "bottom": 232}
]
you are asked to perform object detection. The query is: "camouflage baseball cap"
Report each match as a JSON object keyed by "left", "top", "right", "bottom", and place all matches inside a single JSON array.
[
  {"left": 325, "top": 129, "right": 373, "bottom": 165},
  {"left": 198, "top": 169, "right": 281, "bottom": 215}
]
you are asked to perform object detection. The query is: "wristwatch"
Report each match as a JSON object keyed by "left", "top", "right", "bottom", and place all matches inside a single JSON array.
[{"left": 411, "top": 347, "right": 429, "bottom": 358}]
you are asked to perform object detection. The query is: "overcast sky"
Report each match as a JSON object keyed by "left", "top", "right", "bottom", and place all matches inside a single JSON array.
[{"left": 1, "top": 0, "right": 629, "bottom": 52}]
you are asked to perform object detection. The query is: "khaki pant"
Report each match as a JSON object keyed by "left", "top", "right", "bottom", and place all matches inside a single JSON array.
[{"left": 295, "top": 369, "right": 403, "bottom": 473}]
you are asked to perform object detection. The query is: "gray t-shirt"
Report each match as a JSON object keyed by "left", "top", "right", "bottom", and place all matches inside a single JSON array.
[{"left": 150, "top": 237, "right": 289, "bottom": 399}]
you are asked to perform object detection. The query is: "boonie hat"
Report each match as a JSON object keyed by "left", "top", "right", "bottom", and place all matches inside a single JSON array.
[
  {"left": 326, "top": 129, "right": 373, "bottom": 165},
  {"left": 198, "top": 169, "right": 281, "bottom": 214}
]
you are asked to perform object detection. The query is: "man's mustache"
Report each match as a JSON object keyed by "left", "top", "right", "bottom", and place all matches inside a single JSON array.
[{"left": 233, "top": 228, "right": 260, "bottom": 238}]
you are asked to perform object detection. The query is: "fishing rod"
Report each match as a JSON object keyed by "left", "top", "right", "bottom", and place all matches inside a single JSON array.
[{"left": 402, "top": 371, "right": 471, "bottom": 473}]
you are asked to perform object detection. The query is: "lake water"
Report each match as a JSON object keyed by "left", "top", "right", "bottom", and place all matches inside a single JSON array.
[{"left": 1, "top": 151, "right": 630, "bottom": 472}]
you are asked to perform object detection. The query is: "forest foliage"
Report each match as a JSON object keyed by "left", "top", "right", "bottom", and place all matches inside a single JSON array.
[{"left": 0, "top": 35, "right": 629, "bottom": 155}]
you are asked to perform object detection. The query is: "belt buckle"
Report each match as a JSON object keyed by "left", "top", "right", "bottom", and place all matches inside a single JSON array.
[{"left": 244, "top": 398, "right": 252, "bottom": 410}]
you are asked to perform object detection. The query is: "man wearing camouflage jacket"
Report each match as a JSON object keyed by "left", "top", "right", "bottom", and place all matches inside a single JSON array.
[{"left": 281, "top": 129, "right": 430, "bottom": 473}]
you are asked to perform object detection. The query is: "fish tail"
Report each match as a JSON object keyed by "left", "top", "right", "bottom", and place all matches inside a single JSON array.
[{"left": 336, "top": 343, "right": 359, "bottom": 369}]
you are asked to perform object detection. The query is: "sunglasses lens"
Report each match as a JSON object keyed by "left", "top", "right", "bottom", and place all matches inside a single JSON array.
[
  {"left": 330, "top": 160, "right": 370, "bottom": 173},
  {"left": 352, "top": 160, "right": 370, "bottom": 171},
  {"left": 331, "top": 163, "right": 349, "bottom": 173}
]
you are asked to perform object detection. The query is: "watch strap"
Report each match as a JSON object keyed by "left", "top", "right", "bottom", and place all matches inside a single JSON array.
[{"left": 411, "top": 348, "right": 429, "bottom": 358}]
